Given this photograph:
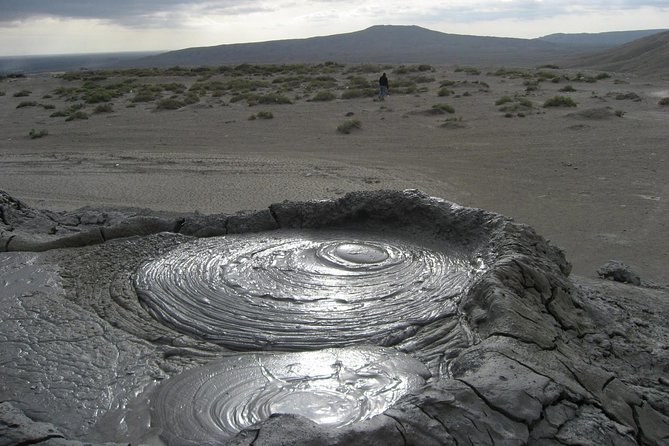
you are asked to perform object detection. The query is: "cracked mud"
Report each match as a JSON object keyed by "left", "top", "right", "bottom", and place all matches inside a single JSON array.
[{"left": 1, "top": 189, "right": 668, "bottom": 445}]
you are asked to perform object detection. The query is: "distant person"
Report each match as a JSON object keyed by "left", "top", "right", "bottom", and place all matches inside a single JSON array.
[{"left": 379, "top": 73, "right": 389, "bottom": 100}]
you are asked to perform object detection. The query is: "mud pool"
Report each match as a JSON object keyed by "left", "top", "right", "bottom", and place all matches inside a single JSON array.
[
  {"left": 1, "top": 190, "right": 667, "bottom": 446},
  {"left": 150, "top": 347, "right": 429, "bottom": 444},
  {"left": 136, "top": 232, "right": 481, "bottom": 350}
]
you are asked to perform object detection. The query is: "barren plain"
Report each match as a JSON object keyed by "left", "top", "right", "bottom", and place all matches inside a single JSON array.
[{"left": 1, "top": 63, "right": 668, "bottom": 281}]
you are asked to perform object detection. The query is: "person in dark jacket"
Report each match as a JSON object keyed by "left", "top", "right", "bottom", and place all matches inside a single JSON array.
[{"left": 379, "top": 73, "right": 389, "bottom": 100}]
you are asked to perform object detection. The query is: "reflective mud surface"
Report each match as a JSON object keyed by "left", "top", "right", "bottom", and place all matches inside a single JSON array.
[
  {"left": 150, "top": 347, "right": 430, "bottom": 445},
  {"left": 136, "top": 231, "right": 479, "bottom": 350}
]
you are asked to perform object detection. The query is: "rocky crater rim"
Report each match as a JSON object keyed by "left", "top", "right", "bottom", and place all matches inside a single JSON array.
[{"left": 4, "top": 190, "right": 665, "bottom": 446}]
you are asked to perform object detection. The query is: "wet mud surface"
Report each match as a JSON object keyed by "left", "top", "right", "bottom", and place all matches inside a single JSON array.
[
  {"left": 151, "top": 347, "right": 429, "bottom": 444},
  {"left": 1, "top": 189, "right": 668, "bottom": 445},
  {"left": 136, "top": 232, "right": 478, "bottom": 350}
]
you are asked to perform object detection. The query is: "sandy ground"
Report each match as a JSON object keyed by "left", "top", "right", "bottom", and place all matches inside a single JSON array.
[{"left": 0, "top": 66, "right": 667, "bottom": 281}]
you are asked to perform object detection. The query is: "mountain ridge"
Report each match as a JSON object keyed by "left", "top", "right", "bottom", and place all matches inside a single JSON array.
[
  {"left": 2, "top": 25, "right": 667, "bottom": 74},
  {"left": 127, "top": 25, "right": 583, "bottom": 68}
]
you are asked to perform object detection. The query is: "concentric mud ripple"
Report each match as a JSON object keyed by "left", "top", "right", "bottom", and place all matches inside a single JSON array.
[
  {"left": 135, "top": 231, "right": 478, "bottom": 350},
  {"left": 151, "top": 347, "right": 430, "bottom": 445}
]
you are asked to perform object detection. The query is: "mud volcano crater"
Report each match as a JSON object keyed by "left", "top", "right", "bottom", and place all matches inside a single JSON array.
[
  {"left": 135, "top": 231, "right": 480, "bottom": 350},
  {"left": 1, "top": 190, "right": 667, "bottom": 445}
]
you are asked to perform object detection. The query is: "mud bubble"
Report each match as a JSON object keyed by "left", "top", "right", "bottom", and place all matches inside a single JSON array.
[{"left": 135, "top": 231, "right": 481, "bottom": 350}]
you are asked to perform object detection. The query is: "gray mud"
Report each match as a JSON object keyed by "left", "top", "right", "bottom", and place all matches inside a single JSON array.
[
  {"left": 135, "top": 231, "right": 479, "bottom": 350},
  {"left": 1, "top": 189, "right": 668, "bottom": 445},
  {"left": 149, "top": 347, "right": 429, "bottom": 445}
]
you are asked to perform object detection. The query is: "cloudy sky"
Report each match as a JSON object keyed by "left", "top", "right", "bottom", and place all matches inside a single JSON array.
[{"left": 0, "top": 0, "right": 667, "bottom": 56}]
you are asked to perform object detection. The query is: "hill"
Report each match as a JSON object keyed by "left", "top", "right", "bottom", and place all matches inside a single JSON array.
[
  {"left": 565, "top": 31, "right": 669, "bottom": 75},
  {"left": 128, "top": 25, "right": 587, "bottom": 68},
  {"left": 538, "top": 29, "right": 668, "bottom": 50}
]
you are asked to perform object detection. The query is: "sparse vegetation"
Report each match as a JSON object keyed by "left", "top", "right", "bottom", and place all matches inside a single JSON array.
[
  {"left": 16, "top": 101, "right": 38, "bottom": 108},
  {"left": 28, "top": 129, "right": 48, "bottom": 139},
  {"left": 432, "top": 103, "right": 455, "bottom": 114},
  {"left": 394, "top": 64, "right": 433, "bottom": 74},
  {"left": 455, "top": 66, "right": 481, "bottom": 75},
  {"left": 13, "top": 89, "right": 32, "bottom": 97},
  {"left": 544, "top": 96, "right": 577, "bottom": 107},
  {"left": 94, "top": 104, "right": 114, "bottom": 113},
  {"left": 517, "top": 98, "right": 533, "bottom": 108},
  {"left": 496, "top": 96, "right": 534, "bottom": 113},
  {"left": 493, "top": 68, "right": 532, "bottom": 79},
  {"left": 310, "top": 91, "right": 337, "bottom": 102},
  {"left": 524, "top": 80, "right": 540, "bottom": 92},
  {"left": 65, "top": 111, "right": 89, "bottom": 121},
  {"left": 559, "top": 85, "right": 576, "bottom": 92},
  {"left": 337, "top": 119, "right": 361, "bottom": 134},
  {"left": 256, "top": 111, "right": 274, "bottom": 119},
  {"left": 254, "top": 93, "right": 292, "bottom": 105},
  {"left": 303, "top": 76, "right": 337, "bottom": 91},
  {"left": 56, "top": 63, "right": 343, "bottom": 82},
  {"left": 495, "top": 96, "right": 513, "bottom": 106},
  {"left": 409, "top": 75, "right": 435, "bottom": 84},
  {"left": 536, "top": 71, "right": 560, "bottom": 81},
  {"left": 0, "top": 90, "right": 5, "bottom": 96},
  {"left": 131, "top": 86, "right": 162, "bottom": 103},
  {"left": 438, "top": 87, "right": 454, "bottom": 97},
  {"left": 50, "top": 103, "right": 85, "bottom": 119},
  {"left": 391, "top": 77, "right": 419, "bottom": 94},
  {"left": 659, "top": 98, "right": 669, "bottom": 106},
  {"left": 569, "top": 72, "right": 598, "bottom": 83},
  {"left": 40, "top": 103, "right": 55, "bottom": 110},
  {"left": 156, "top": 98, "right": 186, "bottom": 110}
]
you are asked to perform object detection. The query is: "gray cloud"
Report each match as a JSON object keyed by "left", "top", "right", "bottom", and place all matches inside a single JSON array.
[
  {"left": 400, "top": 0, "right": 668, "bottom": 25},
  {"left": 0, "top": 0, "right": 267, "bottom": 26},
  {"left": 0, "top": 0, "right": 666, "bottom": 27}
]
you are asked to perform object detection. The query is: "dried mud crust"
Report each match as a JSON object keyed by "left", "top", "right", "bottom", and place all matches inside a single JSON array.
[{"left": 0, "top": 189, "right": 667, "bottom": 445}]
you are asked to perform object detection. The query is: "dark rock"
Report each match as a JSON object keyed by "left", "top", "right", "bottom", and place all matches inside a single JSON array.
[
  {"left": 101, "top": 216, "right": 182, "bottom": 240},
  {"left": 179, "top": 213, "right": 228, "bottom": 237},
  {"left": 227, "top": 209, "right": 278, "bottom": 234},
  {"left": 635, "top": 402, "right": 669, "bottom": 446},
  {"left": 7, "top": 228, "right": 104, "bottom": 251},
  {"left": 0, "top": 401, "right": 65, "bottom": 446},
  {"left": 597, "top": 260, "right": 641, "bottom": 285}
]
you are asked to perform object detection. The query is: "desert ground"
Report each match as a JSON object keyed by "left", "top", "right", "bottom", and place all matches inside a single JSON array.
[
  {"left": 2, "top": 63, "right": 669, "bottom": 445},
  {"left": 1, "top": 63, "right": 668, "bottom": 281}
]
